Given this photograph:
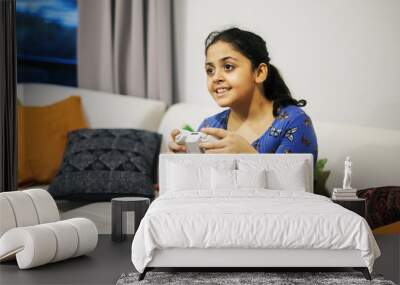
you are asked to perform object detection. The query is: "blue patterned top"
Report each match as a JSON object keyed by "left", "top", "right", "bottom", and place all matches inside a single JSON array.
[{"left": 197, "top": 105, "right": 318, "bottom": 164}]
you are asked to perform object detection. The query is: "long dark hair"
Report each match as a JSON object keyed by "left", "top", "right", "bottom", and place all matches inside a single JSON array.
[{"left": 205, "top": 28, "right": 306, "bottom": 116}]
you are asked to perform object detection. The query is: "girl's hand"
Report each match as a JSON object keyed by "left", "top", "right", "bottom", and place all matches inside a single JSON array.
[
  {"left": 199, "top": 127, "right": 258, "bottom": 154},
  {"left": 168, "top": 129, "right": 187, "bottom": 153}
]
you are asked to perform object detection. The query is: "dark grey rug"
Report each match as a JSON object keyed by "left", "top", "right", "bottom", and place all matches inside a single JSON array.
[{"left": 116, "top": 271, "right": 396, "bottom": 285}]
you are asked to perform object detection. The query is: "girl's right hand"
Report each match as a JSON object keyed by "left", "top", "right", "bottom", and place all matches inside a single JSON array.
[{"left": 168, "top": 129, "right": 187, "bottom": 153}]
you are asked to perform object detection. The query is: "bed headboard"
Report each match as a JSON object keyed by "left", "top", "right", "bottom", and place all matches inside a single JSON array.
[{"left": 159, "top": 154, "right": 314, "bottom": 195}]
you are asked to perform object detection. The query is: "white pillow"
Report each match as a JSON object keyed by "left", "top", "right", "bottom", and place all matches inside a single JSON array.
[
  {"left": 211, "top": 168, "right": 236, "bottom": 190},
  {"left": 167, "top": 160, "right": 235, "bottom": 192},
  {"left": 237, "top": 158, "right": 310, "bottom": 192},
  {"left": 266, "top": 162, "right": 307, "bottom": 191},
  {"left": 236, "top": 169, "right": 267, "bottom": 189},
  {"left": 211, "top": 168, "right": 267, "bottom": 190}
]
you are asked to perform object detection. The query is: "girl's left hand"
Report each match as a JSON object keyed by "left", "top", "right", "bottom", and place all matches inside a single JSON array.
[{"left": 199, "top": 127, "right": 258, "bottom": 154}]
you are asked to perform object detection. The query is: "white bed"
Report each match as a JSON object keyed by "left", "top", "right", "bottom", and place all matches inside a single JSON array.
[{"left": 131, "top": 154, "right": 380, "bottom": 280}]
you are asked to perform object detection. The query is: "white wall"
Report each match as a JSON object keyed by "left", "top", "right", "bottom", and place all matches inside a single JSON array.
[{"left": 173, "top": 0, "right": 400, "bottom": 130}]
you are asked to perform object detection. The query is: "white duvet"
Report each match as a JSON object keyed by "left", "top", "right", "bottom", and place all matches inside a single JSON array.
[{"left": 131, "top": 190, "right": 380, "bottom": 273}]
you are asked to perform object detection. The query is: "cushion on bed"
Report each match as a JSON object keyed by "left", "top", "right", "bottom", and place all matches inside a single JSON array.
[
  {"left": 211, "top": 169, "right": 267, "bottom": 190},
  {"left": 48, "top": 129, "right": 161, "bottom": 201},
  {"left": 237, "top": 159, "right": 309, "bottom": 191},
  {"left": 166, "top": 160, "right": 235, "bottom": 192},
  {"left": 266, "top": 162, "right": 307, "bottom": 191},
  {"left": 211, "top": 168, "right": 236, "bottom": 190},
  {"left": 237, "top": 169, "right": 267, "bottom": 189}
]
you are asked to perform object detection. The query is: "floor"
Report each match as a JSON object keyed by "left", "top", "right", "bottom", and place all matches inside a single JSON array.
[
  {"left": 1, "top": 234, "right": 398, "bottom": 285},
  {"left": 0, "top": 235, "right": 134, "bottom": 285},
  {"left": 373, "top": 234, "right": 400, "bottom": 284}
]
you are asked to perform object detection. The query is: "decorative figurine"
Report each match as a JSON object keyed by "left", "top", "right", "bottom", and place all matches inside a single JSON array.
[{"left": 342, "top": 156, "right": 352, "bottom": 189}]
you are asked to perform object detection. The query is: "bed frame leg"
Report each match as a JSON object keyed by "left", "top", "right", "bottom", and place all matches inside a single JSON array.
[
  {"left": 354, "top": 267, "right": 371, "bottom": 280},
  {"left": 138, "top": 268, "right": 148, "bottom": 281}
]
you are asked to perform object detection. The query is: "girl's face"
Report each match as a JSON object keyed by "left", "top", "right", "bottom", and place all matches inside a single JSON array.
[{"left": 205, "top": 41, "right": 257, "bottom": 108}]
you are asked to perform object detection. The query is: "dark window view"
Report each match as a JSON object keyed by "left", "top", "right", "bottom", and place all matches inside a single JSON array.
[{"left": 16, "top": 0, "right": 78, "bottom": 86}]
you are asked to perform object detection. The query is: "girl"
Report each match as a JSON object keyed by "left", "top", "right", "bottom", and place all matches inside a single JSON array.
[{"left": 169, "top": 27, "right": 318, "bottom": 164}]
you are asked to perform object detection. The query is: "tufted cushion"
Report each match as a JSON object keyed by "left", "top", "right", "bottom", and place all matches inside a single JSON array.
[
  {"left": 0, "top": 189, "right": 98, "bottom": 269},
  {"left": 0, "top": 189, "right": 59, "bottom": 236},
  {"left": 48, "top": 129, "right": 162, "bottom": 201},
  {"left": 0, "top": 218, "right": 97, "bottom": 269}
]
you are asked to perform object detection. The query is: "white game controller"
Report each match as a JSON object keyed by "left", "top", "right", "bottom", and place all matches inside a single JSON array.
[{"left": 175, "top": 130, "right": 219, "bottom": 153}]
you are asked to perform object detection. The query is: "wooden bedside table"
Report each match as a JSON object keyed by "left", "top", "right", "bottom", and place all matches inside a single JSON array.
[{"left": 331, "top": 198, "right": 366, "bottom": 218}]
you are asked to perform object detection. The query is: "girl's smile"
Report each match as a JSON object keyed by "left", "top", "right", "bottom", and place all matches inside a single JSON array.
[{"left": 215, "top": 86, "right": 231, "bottom": 97}]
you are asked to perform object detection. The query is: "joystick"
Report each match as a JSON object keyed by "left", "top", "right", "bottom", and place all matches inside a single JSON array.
[{"left": 175, "top": 130, "right": 218, "bottom": 153}]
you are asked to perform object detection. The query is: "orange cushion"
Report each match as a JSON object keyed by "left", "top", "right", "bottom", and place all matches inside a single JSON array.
[
  {"left": 373, "top": 221, "right": 400, "bottom": 235},
  {"left": 22, "top": 96, "right": 87, "bottom": 184},
  {"left": 17, "top": 102, "right": 34, "bottom": 185}
]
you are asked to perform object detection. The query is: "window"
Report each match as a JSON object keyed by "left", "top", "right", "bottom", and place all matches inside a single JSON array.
[{"left": 16, "top": 0, "right": 78, "bottom": 86}]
